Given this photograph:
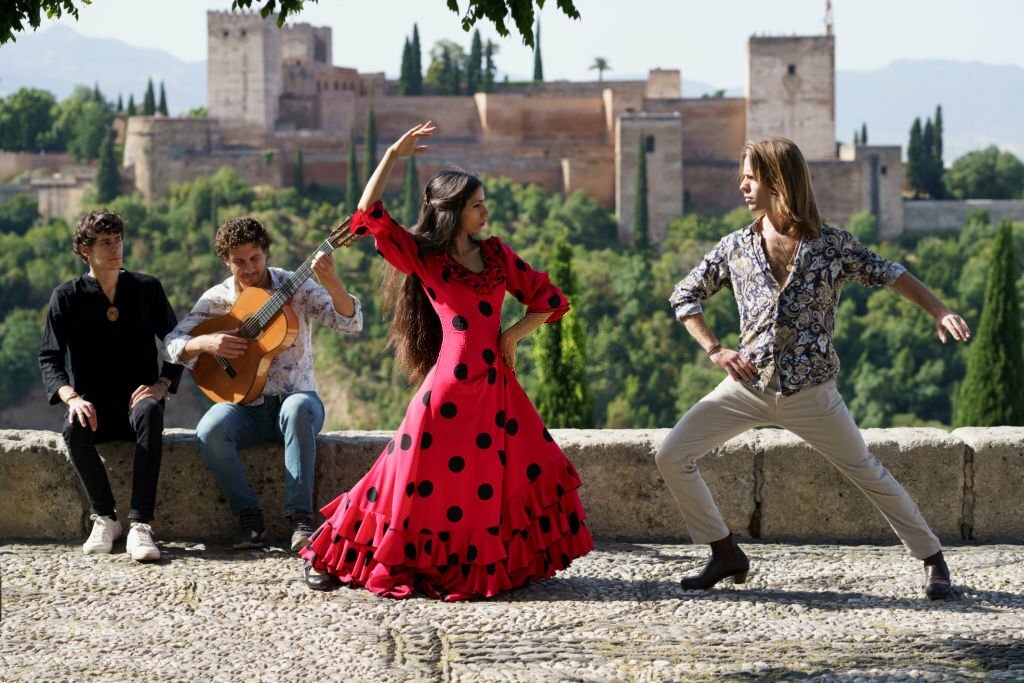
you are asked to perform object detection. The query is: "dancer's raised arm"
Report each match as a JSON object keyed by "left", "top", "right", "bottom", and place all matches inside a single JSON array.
[{"left": 357, "top": 121, "right": 436, "bottom": 213}]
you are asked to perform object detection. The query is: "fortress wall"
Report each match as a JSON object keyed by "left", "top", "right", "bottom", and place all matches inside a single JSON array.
[
  {"left": 642, "top": 98, "right": 747, "bottom": 162},
  {"left": 809, "top": 159, "right": 871, "bottom": 228},
  {"left": 0, "top": 152, "right": 72, "bottom": 179},
  {"left": 562, "top": 149, "right": 616, "bottom": 210},
  {"left": 4, "top": 427, "right": 1021, "bottom": 542},
  {"left": 903, "top": 200, "right": 1024, "bottom": 233},
  {"left": 521, "top": 97, "right": 608, "bottom": 144},
  {"left": 355, "top": 97, "right": 483, "bottom": 142},
  {"left": 123, "top": 117, "right": 223, "bottom": 200},
  {"left": 617, "top": 115, "right": 683, "bottom": 244},
  {"left": 683, "top": 161, "right": 744, "bottom": 215}
]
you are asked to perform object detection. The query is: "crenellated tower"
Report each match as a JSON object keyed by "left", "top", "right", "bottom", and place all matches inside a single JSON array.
[{"left": 207, "top": 10, "right": 282, "bottom": 130}]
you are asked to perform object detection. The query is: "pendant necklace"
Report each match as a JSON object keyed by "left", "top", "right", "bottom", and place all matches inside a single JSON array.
[
  {"left": 784, "top": 237, "right": 802, "bottom": 272},
  {"left": 106, "top": 306, "right": 119, "bottom": 322}
]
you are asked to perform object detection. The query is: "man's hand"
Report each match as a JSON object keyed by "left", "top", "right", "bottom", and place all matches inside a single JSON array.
[
  {"left": 130, "top": 383, "right": 168, "bottom": 409},
  {"left": 68, "top": 396, "right": 98, "bottom": 431},
  {"left": 195, "top": 329, "right": 249, "bottom": 358},
  {"left": 711, "top": 347, "right": 758, "bottom": 383},
  {"left": 312, "top": 251, "right": 342, "bottom": 288},
  {"left": 936, "top": 310, "right": 971, "bottom": 344}
]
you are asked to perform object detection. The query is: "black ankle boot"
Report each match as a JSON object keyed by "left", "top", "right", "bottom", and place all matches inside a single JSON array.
[
  {"left": 923, "top": 551, "right": 952, "bottom": 600},
  {"left": 680, "top": 534, "right": 750, "bottom": 590}
]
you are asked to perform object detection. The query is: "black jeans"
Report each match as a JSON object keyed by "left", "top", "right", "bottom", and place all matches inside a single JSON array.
[{"left": 63, "top": 397, "right": 165, "bottom": 523}]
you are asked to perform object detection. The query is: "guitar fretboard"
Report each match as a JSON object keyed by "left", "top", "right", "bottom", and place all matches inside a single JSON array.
[{"left": 238, "top": 239, "right": 335, "bottom": 339}]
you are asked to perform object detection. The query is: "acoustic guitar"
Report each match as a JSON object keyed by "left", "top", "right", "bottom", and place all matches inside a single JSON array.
[{"left": 189, "top": 217, "right": 357, "bottom": 404}]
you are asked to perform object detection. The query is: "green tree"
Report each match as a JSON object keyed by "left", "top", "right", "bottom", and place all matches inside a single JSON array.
[
  {"left": 860, "top": 122, "right": 868, "bottom": 145},
  {"left": 532, "top": 18, "right": 543, "bottom": 82},
  {"left": 0, "top": 308, "right": 42, "bottom": 408},
  {"left": 127, "top": 94, "right": 136, "bottom": 117},
  {"left": 399, "top": 37, "right": 413, "bottom": 96},
  {"left": 116, "top": 94, "right": 123, "bottom": 112},
  {"left": 955, "top": 221, "right": 1024, "bottom": 426},
  {"left": 346, "top": 128, "right": 360, "bottom": 212},
  {"left": 483, "top": 40, "right": 497, "bottom": 93},
  {"left": 410, "top": 23, "right": 423, "bottom": 95},
  {"left": 143, "top": 78, "right": 156, "bottom": 116},
  {"left": 401, "top": 155, "right": 420, "bottom": 227},
  {"left": 534, "top": 239, "right": 594, "bottom": 427},
  {"left": 0, "top": 194, "right": 39, "bottom": 235},
  {"left": 51, "top": 85, "right": 114, "bottom": 161},
  {"left": 633, "top": 132, "right": 650, "bottom": 251},
  {"left": 426, "top": 40, "right": 465, "bottom": 94},
  {"left": 906, "top": 118, "right": 923, "bottom": 197},
  {"left": 293, "top": 148, "right": 305, "bottom": 195},
  {"left": 466, "top": 29, "right": 483, "bottom": 94},
  {"left": 95, "top": 128, "right": 121, "bottom": 203},
  {"left": 0, "top": 88, "right": 59, "bottom": 151},
  {"left": 158, "top": 81, "right": 168, "bottom": 115},
  {"left": 364, "top": 105, "right": 377, "bottom": 184},
  {"left": 846, "top": 210, "right": 878, "bottom": 245},
  {"left": 945, "top": 146, "right": 1024, "bottom": 200},
  {"left": 589, "top": 56, "right": 610, "bottom": 82},
  {"left": 934, "top": 105, "right": 943, "bottom": 171}
]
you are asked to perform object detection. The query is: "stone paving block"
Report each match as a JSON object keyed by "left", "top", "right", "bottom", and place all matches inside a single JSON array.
[
  {"left": 954, "top": 426, "right": 1024, "bottom": 540},
  {"left": 0, "top": 430, "right": 85, "bottom": 539},
  {"left": 558, "top": 429, "right": 757, "bottom": 540},
  {"left": 758, "top": 427, "right": 965, "bottom": 542}
]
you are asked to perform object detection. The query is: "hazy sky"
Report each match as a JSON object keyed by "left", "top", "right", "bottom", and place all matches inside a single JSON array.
[{"left": 29, "top": 0, "right": 1024, "bottom": 86}]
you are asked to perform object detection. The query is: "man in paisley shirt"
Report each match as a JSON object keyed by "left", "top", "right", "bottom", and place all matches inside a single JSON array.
[
  {"left": 164, "top": 218, "right": 362, "bottom": 551},
  {"left": 657, "top": 138, "right": 971, "bottom": 599}
]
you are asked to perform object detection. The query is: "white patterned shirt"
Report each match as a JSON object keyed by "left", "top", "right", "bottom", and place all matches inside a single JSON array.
[{"left": 164, "top": 267, "right": 362, "bottom": 399}]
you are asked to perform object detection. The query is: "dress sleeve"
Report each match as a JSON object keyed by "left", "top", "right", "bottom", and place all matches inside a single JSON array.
[
  {"left": 498, "top": 239, "right": 571, "bottom": 324},
  {"left": 351, "top": 200, "right": 423, "bottom": 277},
  {"left": 38, "top": 288, "right": 71, "bottom": 405}
]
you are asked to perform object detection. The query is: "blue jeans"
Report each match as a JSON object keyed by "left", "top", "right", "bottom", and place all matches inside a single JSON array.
[{"left": 196, "top": 392, "right": 325, "bottom": 518}]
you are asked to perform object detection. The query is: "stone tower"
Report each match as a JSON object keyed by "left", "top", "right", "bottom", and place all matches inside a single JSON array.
[
  {"left": 746, "top": 35, "right": 835, "bottom": 160},
  {"left": 616, "top": 113, "right": 683, "bottom": 244},
  {"left": 207, "top": 10, "right": 282, "bottom": 131}
]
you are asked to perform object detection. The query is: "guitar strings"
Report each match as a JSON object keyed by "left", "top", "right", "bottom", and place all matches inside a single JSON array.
[{"left": 239, "top": 239, "right": 336, "bottom": 338}]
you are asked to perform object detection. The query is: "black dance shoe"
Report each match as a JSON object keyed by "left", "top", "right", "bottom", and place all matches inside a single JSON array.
[
  {"left": 923, "top": 552, "right": 952, "bottom": 600},
  {"left": 680, "top": 534, "right": 750, "bottom": 590},
  {"left": 304, "top": 565, "right": 340, "bottom": 592}
]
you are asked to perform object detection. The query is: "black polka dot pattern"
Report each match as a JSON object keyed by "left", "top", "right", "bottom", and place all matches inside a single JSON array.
[
  {"left": 515, "top": 258, "right": 527, "bottom": 271},
  {"left": 513, "top": 289, "right": 525, "bottom": 302},
  {"left": 447, "top": 506, "right": 463, "bottom": 523},
  {"left": 366, "top": 487, "right": 379, "bottom": 502},
  {"left": 417, "top": 481, "right": 434, "bottom": 497},
  {"left": 466, "top": 545, "right": 478, "bottom": 562},
  {"left": 345, "top": 548, "right": 358, "bottom": 563},
  {"left": 448, "top": 456, "right": 465, "bottom": 473},
  {"left": 539, "top": 516, "right": 551, "bottom": 533},
  {"left": 404, "top": 543, "right": 416, "bottom": 559},
  {"left": 487, "top": 368, "right": 497, "bottom": 384},
  {"left": 476, "top": 433, "right": 492, "bottom": 449},
  {"left": 355, "top": 226, "right": 369, "bottom": 235},
  {"left": 478, "top": 301, "right": 493, "bottom": 316},
  {"left": 438, "top": 532, "right": 450, "bottom": 542},
  {"left": 454, "top": 364, "right": 468, "bottom": 380},
  {"left": 387, "top": 440, "right": 395, "bottom": 454},
  {"left": 371, "top": 206, "right": 384, "bottom": 219},
  {"left": 452, "top": 316, "right": 468, "bottom": 331},
  {"left": 422, "top": 391, "right": 431, "bottom": 406},
  {"left": 543, "top": 428, "right": 553, "bottom": 442},
  {"left": 424, "top": 539, "right": 433, "bottom": 555},
  {"left": 482, "top": 349, "right": 495, "bottom": 365},
  {"left": 495, "top": 410, "right": 505, "bottom": 428},
  {"left": 420, "top": 432, "right": 433, "bottom": 449},
  {"left": 405, "top": 482, "right": 415, "bottom": 496},
  {"left": 548, "top": 294, "right": 561, "bottom": 308},
  {"left": 505, "top": 419, "right": 519, "bottom": 436},
  {"left": 526, "top": 464, "right": 541, "bottom": 482},
  {"left": 440, "top": 402, "right": 457, "bottom": 419},
  {"left": 427, "top": 286, "right": 437, "bottom": 300},
  {"left": 478, "top": 484, "right": 493, "bottom": 500},
  {"left": 400, "top": 434, "right": 412, "bottom": 450}
]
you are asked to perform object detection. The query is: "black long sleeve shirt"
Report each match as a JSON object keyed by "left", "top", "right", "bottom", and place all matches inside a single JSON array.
[{"left": 38, "top": 271, "right": 184, "bottom": 406}]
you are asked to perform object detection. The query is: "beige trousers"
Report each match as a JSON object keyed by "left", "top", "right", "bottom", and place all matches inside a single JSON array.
[{"left": 655, "top": 375, "right": 941, "bottom": 559}]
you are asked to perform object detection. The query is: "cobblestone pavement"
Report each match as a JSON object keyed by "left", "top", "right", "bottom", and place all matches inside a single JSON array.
[{"left": 2, "top": 540, "right": 1022, "bottom": 682}]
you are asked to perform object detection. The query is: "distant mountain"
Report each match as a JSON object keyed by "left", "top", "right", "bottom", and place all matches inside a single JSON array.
[
  {"left": 0, "top": 25, "right": 205, "bottom": 113},
  {"left": 3, "top": 27, "right": 1022, "bottom": 163},
  {"left": 837, "top": 60, "right": 1024, "bottom": 162}
]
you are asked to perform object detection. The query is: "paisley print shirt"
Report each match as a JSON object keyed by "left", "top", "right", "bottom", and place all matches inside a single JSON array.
[
  {"left": 164, "top": 267, "right": 363, "bottom": 400},
  {"left": 669, "top": 221, "right": 906, "bottom": 395}
]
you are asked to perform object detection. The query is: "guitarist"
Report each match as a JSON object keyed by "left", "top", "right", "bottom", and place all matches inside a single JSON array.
[{"left": 164, "top": 217, "right": 362, "bottom": 551}]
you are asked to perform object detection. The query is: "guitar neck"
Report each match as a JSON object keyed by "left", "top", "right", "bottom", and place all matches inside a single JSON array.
[{"left": 239, "top": 239, "right": 335, "bottom": 339}]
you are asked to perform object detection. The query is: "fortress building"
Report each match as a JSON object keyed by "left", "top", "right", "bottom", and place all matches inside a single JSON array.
[{"left": 122, "top": 11, "right": 905, "bottom": 239}]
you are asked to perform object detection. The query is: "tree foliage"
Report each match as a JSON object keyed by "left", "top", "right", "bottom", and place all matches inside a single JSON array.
[
  {"left": 364, "top": 105, "right": 377, "bottom": 184},
  {"left": 143, "top": 78, "right": 156, "bottom": 116},
  {"left": 94, "top": 128, "right": 120, "bottom": 203},
  {"left": 633, "top": 132, "right": 650, "bottom": 251},
  {"left": 955, "top": 220, "right": 1024, "bottom": 426},
  {"left": 532, "top": 18, "right": 543, "bottom": 82},
  {"left": 158, "top": 81, "right": 168, "bottom": 116},
  {"left": 906, "top": 106, "right": 945, "bottom": 198},
  {"left": 945, "top": 146, "right": 1024, "bottom": 200},
  {"left": 466, "top": 29, "right": 483, "bottom": 94}
]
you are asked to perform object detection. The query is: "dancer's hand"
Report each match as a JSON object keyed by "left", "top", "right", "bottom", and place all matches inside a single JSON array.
[
  {"left": 499, "top": 331, "right": 519, "bottom": 373},
  {"left": 389, "top": 121, "right": 436, "bottom": 159},
  {"left": 711, "top": 347, "right": 757, "bottom": 383},
  {"left": 935, "top": 310, "right": 971, "bottom": 344}
]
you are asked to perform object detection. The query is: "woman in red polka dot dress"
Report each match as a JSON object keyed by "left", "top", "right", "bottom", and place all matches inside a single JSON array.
[{"left": 300, "top": 122, "right": 594, "bottom": 600}]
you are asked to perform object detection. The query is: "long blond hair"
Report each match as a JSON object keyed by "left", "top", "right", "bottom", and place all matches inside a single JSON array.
[{"left": 741, "top": 137, "right": 822, "bottom": 238}]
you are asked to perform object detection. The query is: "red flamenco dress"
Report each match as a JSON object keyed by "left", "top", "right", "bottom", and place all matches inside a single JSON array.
[{"left": 300, "top": 201, "right": 594, "bottom": 600}]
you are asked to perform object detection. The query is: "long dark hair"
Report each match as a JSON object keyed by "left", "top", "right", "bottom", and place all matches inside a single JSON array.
[{"left": 382, "top": 169, "right": 483, "bottom": 381}]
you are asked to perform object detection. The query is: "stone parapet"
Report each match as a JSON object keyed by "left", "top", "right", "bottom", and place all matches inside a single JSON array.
[{"left": 2, "top": 427, "right": 1022, "bottom": 542}]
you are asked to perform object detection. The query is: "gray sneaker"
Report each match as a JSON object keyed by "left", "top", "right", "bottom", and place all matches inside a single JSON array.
[
  {"left": 289, "top": 513, "right": 314, "bottom": 551},
  {"left": 234, "top": 509, "right": 266, "bottom": 549}
]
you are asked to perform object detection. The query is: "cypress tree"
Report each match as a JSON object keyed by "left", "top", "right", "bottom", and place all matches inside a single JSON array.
[
  {"left": 401, "top": 155, "right": 420, "bottom": 226},
  {"left": 346, "top": 127, "right": 360, "bottom": 212},
  {"left": 907, "top": 118, "right": 922, "bottom": 197},
  {"left": 451, "top": 59, "right": 462, "bottom": 96},
  {"left": 127, "top": 94, "right": 136, "bottom": 117},
  {"left": 532, "top": 19, "right": 543, "bottom": 82},
  {"left": 633, "top": 132, "right": 650, "bottom": 251},
  {"left": 923, "top": 118, "right": 942, "bottom": 198},
  {"left": 95, "top": 129, "right": 120, "bottom": 203},
  {"left": 293, "top": 148, "right": 305, "bottom": 194},
  {"left": 860, "top": 122, "right": 868, "bottom": 145},
  {"left": 534, "top": 239, "right": 594, "bottom": 427},
  {"left": 399, "top": 38, "right": 412, "bottom": 96},
  {"left": 116, "top": 94, "right": 123, "bottom": 113},
  {"left": 364, "top": 105, "right": 377, "bottom": 184},
  {"left": 466, "top": 29, "right": 482, "bottom": 94},
  {"left": 955, "top": 220, "right": 1024, "bottom": 426},
  {"left": 158, "top": 82, "right": 168, "bottom": 115},
  {"left": 483, "top": 40, "right": 496, "bottom": 93},
  {"left": 411, "top": 24, "right": 423, "bottom": 95},
  {"left": 932, "top": 104, "right": 945, "bottom": 198},
  {"left": 143, "top": 78, "right": 156, "bottom": 115},
  {"left": 853, "top": 129, "right": 860, "bottom": 145}
]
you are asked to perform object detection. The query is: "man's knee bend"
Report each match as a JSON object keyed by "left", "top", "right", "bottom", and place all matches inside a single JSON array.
[
  {"left": 132, "top": 398, "right": 164, "bottom": 429},
  {"left": 279, "top": 395, "right": 321, "bottom": 430},
  {"left": 196, "top": 413, "right": 233, "bottom": 450},
  {"left": 654, "top": 442, "right": 701, "bottom": 473},
  {"left": 63, "top": 419, "right": 91, "bottom": 448}
]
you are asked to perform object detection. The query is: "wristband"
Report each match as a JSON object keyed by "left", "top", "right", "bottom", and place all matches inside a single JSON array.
[
  {"left": 155, "top": 379, "right": 171, "bottom": 389},
  {"left": 706, "top": 343, "right": 722, "bottom": 358},
  {"left": 64, "top": 390, "right": 81, "bottom": 404}
]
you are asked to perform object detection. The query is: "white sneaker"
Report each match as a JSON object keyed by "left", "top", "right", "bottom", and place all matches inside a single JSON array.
[
  {"left": 126, "top": 522, "right": 161, "bottom": 562},
  {"left": 83, "top": 514, "right": 123, "bottom": 554}
]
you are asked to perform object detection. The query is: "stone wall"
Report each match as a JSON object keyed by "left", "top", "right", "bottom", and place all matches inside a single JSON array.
[
  {"left": 645, "top": 97, "right": 747, "bottom": 162},
  {"left": 903, "top": 199, "right": 1024, "bottom": 233},
  {"left": 207, "top": 11, "right": 281, "bottom": 129},
  {"left": 617, "top": 114, "right": 683, "bottom": 244},
  {"left": 0, "top": 151, "right": 72, "bottom": 180},
  {"left": 2, "top": 427, "right": 1021, "bottom": 542}
]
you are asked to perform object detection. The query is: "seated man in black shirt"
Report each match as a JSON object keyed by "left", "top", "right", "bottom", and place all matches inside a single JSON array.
[{"left": 39, "top": 210, "right": 183, "bottom": 562}]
